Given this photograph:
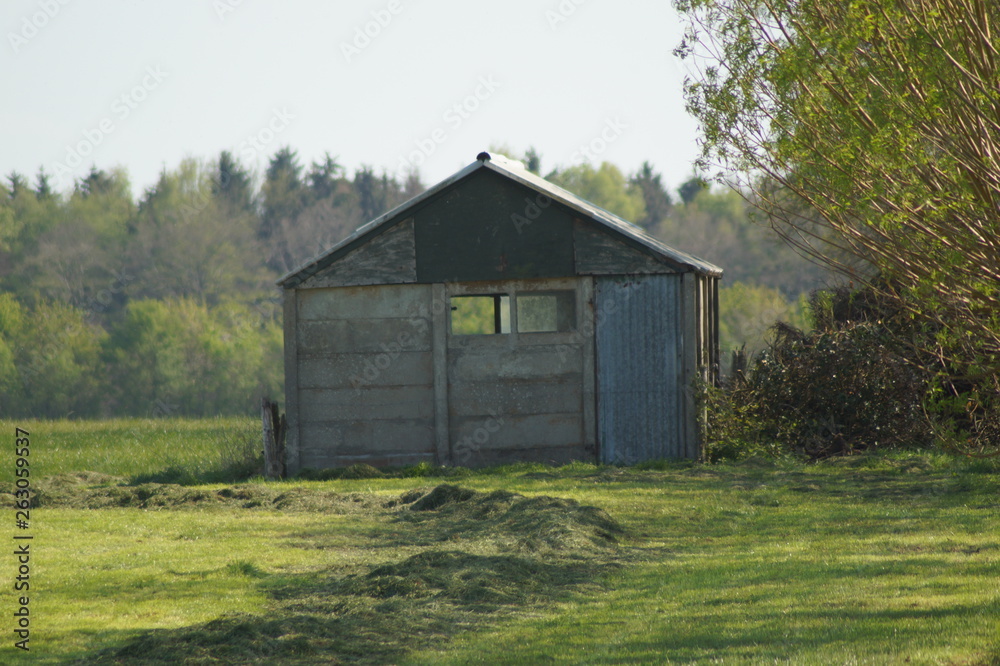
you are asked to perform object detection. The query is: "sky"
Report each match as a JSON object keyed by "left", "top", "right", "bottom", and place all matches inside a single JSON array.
[{"left": 2, "top": 0, "right": 703, "bottom": 199}]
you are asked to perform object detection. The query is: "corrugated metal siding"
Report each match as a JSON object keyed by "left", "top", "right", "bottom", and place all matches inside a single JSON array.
[{"left": 596, "top": 274, "right": 683, "bottom": 464}]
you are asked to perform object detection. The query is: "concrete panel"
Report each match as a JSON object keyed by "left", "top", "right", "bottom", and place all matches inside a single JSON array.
[
  {"left": 283, "top": 289, "right": 301, "bottom": 475},
  {"left": 431, "top": 283, "right": 450, "bottom": 465},
  {"left": 299, "top": 450, "right": 435, "bottom": 469},
  {"left": 298, "top": 283, "right": 432, "bottom": 321},
  {"left": 448, "top": 379, "right": 582, "bottom": 416},
  {"left": 448, "top": 345, "right": 582, "bottom": 381},
  {"left": 298, "top": 352, "right": 433, "bottom": 389},
  {"left": 297, "top": 318, "right": 432, "bottom": 356},
  {"left": 298, "top": 385, "right": 435, "bottom": 422},
  {"left": 450, "top": 413, "right": 582, "bottom": 456},
  {"left": 372, "top": 420, "right": 436, "bottom": 452},
  {"left": 461, "top": 444, "right": 591, "bottom": 468},
  {"left": 300, "top": 420, "right": 434, "bottom": 457}
]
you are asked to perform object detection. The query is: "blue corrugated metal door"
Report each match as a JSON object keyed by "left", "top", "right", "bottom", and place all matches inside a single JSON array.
[{"left": 595, "top": 274, "right": 682, "bottom": 464}]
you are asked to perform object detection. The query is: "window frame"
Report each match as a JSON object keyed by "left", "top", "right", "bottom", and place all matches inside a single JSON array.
[{"left": 446, "top": 279, "right": 581, "bottom": 345}]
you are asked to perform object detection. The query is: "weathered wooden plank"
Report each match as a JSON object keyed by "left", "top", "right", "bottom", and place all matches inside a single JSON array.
[
  {"left": 448, "top": 379, "right": 582, "bottom": 417},
  {"left": 297, "top": 352, "right": 433, "bottom": 389},
  {"left": 298, "top": 283, "right": 431, "bottom": 321},
  {"left": 574, "top": 219, "right": 679, "bottom": 275},
  {"left": 298, "top": 386, "right": 435, "bottom": 422},
  {"left": 297, "top": 318, "right": 432, "bottom": 356},
  {"left": 297, "top": 218, "right": 417, "bottom": 288}
]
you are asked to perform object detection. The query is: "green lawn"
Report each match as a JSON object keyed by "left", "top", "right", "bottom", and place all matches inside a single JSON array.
[
  {"left": 1, "top": 418, "right": 259, "bottom": 487},
  {"left": 1, "top": 419, "right": 998, "bottom": 664}
]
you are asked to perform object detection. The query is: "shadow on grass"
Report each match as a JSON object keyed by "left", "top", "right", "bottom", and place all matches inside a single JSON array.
[{"left": 591, "top": 543, "right": 1000, "bottom": 664}]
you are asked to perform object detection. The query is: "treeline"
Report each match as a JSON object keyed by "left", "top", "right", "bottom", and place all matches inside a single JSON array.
[
  {"left": 0, "top": 149, "right": 420, "bottom": 418},
  {"left": 0, "top": 148, "right": 826, "bottom": 417}
]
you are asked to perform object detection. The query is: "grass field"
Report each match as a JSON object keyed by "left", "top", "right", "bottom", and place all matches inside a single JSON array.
[{"left": 2, "top": 419, "right": 999, "bottom": 664}]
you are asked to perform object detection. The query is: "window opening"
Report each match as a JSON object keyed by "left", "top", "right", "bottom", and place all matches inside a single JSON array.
[
  {"left": 517, "top": 291, "right": 576, "bottom": 333},
  {"left": 450, "top": 295, "right": 510, "bottom": 335}
]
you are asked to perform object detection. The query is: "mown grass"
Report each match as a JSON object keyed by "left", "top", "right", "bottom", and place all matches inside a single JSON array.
[
  {"left": 0, "top": 417, "right": 262, "bottom": 486},
  {"left": 1, "top": 419, "right": 998, "bottom": 664}
]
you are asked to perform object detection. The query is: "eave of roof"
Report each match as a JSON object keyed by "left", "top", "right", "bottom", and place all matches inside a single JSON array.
[{"left": 277, "top": 153, "right": 723, "bottom": 288}]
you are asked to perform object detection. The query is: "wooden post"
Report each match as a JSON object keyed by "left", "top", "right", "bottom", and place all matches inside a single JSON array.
[{"left": 262, "top": 397, "right": 286, "bottom": 479}]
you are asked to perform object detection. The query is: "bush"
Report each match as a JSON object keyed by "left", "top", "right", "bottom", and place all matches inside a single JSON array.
[
  {"left": 704, "top": 285, "right": 937, "bottom": 460},
  {"left": 751, "top": 322, "right": 932, "bottom": 457}
]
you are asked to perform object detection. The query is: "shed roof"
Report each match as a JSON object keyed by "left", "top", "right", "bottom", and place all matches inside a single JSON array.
[{"left": 278, "top": 152, "right": 723, "bottom": 288}]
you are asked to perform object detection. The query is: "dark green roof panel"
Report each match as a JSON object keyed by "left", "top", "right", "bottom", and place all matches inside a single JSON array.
[{"left": 413, "top": 169, "right": 575, "bottom": 282}]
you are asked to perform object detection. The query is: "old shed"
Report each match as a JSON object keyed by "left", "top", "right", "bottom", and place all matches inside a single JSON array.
[{"left": 277, "top": 152, "right": 722, "bottom": 474}]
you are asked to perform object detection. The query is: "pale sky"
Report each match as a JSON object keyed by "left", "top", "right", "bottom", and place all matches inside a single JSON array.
[{"left": 2, "top": 0, "right": 702, "bottom": 198}]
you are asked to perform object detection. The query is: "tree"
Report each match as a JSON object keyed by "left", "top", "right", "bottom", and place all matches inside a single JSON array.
[
  {"left": 717, "top": 281, "right": 808, "bottom": 363},
  {"left": 212, "top": 151, "right": 255, "bottom": 215},
  {"left": 354, "top": 166, "right": 413, "bottom": 222},
  {"left": 76, "top": 166, "right": 127, "bottom": 200},
  {"left": 524, "top": 147, "right": 542, "bottom": 175},
  {"left": 353, "top": 166, "right": 382, "bottom": 222},
  {"left": 630, "top": 161, "right": 673, "bottom": 229},
  {"left": 34, "top": 167, "right": 54, "bottom": 201},
  {"left": 271, "top": 187, "right": 363, "bottom": 275},
  {"left": 260, "top": 147, "right": 305, "bottom": 241},
  {"left": 402, "top": 170, "right": 424, "bottom": 200},
  {"left": 0, "top": 169, "right": 59, "bottom": 262},
  {"left": 306, "top": 153, "right": 344, "bottom": 202},
  {"left": 676, "top": 0, "right": 1000, "bottom": 447},
  {"left": 677, "top": 176, "right": 706, "bottom": 206},
  {"left": 652, "top": 185, "right": 832, "bottom": 296},
  {"left": 16, "top": 167, "right": 132, "bottom": 307},
  {"left": 6, "top": 172, "right": 27, "bottom": 199},
  {"left": 0, "top": 294, "right": 107, "bottom": 417},
  {"left": 105, "top": 297, "right": 282, "bottom": 416},
  {"left": 547, "top": 162, "right": 647, "bottom": 224},
  {"left": 127, "top": 159, "right": 270, "bottom": 306}
]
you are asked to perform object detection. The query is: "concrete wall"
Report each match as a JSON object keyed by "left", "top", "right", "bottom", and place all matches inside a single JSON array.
[
  {"left": 286, "top": 278, "right": 597, "bottom": 472},
  {"left": 284, "top": 273, "right": 705, "bottom": 473},
  {"left": 292, "top": 283, "right": 436, "bottom": 470},
  {"left": 446, "top": 278, "right": 593, "bottom": 467}
]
